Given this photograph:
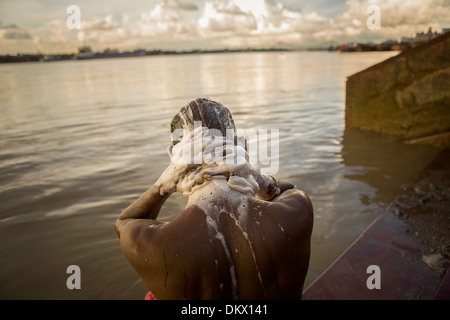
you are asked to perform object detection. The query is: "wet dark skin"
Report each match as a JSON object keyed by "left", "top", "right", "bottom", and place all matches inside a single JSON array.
[{"left": 115, "top": 174, "right": 313, "bottom": 300}]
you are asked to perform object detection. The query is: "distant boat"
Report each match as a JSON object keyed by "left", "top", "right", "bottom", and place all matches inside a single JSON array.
[
  {"left": 42, "top": 54, "right": 75, "bottom": 62},
  {"left": 76, "top": 46, "right": 146, "bottom": 60},
  {"left": 42, "top": 46, "right": 147, "bottom": 62},
  {"left": 77, "top": 45, "right": 96, "bottom": 59}
]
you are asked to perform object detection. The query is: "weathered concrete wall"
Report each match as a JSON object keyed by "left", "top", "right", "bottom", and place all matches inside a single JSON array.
[{"left": 345, "top": 32, "right": 450, "bottom": 149}]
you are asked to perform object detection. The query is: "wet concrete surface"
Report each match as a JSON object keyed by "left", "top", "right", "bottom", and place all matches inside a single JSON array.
[{"left": 303, "top": 149, "right": 450, "bottom": 300}]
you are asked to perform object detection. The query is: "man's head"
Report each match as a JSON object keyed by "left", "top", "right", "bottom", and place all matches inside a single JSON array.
[
  {"left": 170, "top": 98, "right": 237, "bottom": 146},
  {"left": 167, "top": 98, "right": 257, "bottom": 196}
]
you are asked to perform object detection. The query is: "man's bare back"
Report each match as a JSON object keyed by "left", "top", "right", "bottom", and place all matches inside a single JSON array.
[{"left": 117, "top": 178, "right": 313, "bottom": 299}]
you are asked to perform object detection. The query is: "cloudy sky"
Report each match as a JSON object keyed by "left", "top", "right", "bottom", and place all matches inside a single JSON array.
[{"left": 0, "top": 0, "right": 449, "bottom": 54}]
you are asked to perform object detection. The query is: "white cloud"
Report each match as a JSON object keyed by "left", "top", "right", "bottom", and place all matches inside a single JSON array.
[
  {"left": 326, "top": 0, "right": 450, "bottom": 43},
  {"left": 162, "top": 0, "right": 199, "bottom": 11},
  {"left": 198, "top": 1, "right": 257, "bottom": 33},
  {"left": 0, "top": 24, "right": 31, "bottom": 39},
  {"left": 82, "top": 15, "right": 123, "bottom": 31},
  {"left": 1, "top": 0, "right": 449, "bottom": 54}
]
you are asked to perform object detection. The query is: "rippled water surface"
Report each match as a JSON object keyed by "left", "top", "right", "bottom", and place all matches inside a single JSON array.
[{"left": 0, "top": 51, "right": 440, "bottom": 299}]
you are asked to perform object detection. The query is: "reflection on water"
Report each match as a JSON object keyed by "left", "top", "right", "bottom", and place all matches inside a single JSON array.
[
  {"left": 301, "top": 128, "right": 439, "bottom": 286},
  {"left": 0, "top": 51, "right": 439, "bottom": 299}
]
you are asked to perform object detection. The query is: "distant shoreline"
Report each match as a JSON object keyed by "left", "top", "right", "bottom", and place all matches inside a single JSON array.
[
  {"left": 3, "top": 28, "right": 447, "bottom": 64},
  {"left": 0, "top": 47, "right": 399, "bottom": 64},
  {"left": 2, "top": 48, "right": 290, "bottom": 64}
]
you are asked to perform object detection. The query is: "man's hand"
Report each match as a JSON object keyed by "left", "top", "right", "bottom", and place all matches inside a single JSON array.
[{"left": 156, "top": 126, "right": 207, "bottom": 195}]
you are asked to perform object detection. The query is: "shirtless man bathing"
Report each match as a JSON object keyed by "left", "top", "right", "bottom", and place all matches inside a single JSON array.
[{"left": 115, "top": 98, "right": 313, "bottom": 300}]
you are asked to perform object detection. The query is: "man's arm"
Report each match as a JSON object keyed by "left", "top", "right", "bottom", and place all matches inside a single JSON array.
[
  {"left": 115, "top": 129, "right": 205, "bottom": 237},
  {"left": 115, "top": 184, "right": 170, "bottom": 237}
]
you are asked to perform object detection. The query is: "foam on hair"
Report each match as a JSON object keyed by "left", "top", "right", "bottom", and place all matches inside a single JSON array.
[{"left": 170, "top": 98, "right": 237, "bottom": 145}]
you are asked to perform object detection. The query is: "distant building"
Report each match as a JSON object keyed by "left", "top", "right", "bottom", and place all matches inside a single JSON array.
[
  {"left": 401, "top": 27, "right": 444, "bottom": 46},
  {"left": 355, "top": 43, "right": 377, "bottom": 52},
  {"left": 375, "top": 39, "right": 398, "bottom": 51},
  {"left": 336, "top": 27, "right": 449, "bottom": 53}
]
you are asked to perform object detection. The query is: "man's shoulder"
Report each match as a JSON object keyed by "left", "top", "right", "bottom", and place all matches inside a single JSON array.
[
  {"left": 267, "top": 188, "right": 314, "bottom": 227},
  {"left": 274, "top": 188, "right": 312, "bottom": 209}
]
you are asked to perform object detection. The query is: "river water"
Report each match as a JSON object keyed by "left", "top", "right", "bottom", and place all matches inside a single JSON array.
[{"left": 0, "top": 51, "right": 440, "bottom": 299}]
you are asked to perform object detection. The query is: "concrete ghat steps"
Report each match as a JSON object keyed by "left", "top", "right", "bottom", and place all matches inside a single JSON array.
[
  {"left": 303, "top": 150, "right": 450, "bottom": 300},
  {"left": 345, "top": 31, "right": 450, "bottom": 149}
]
